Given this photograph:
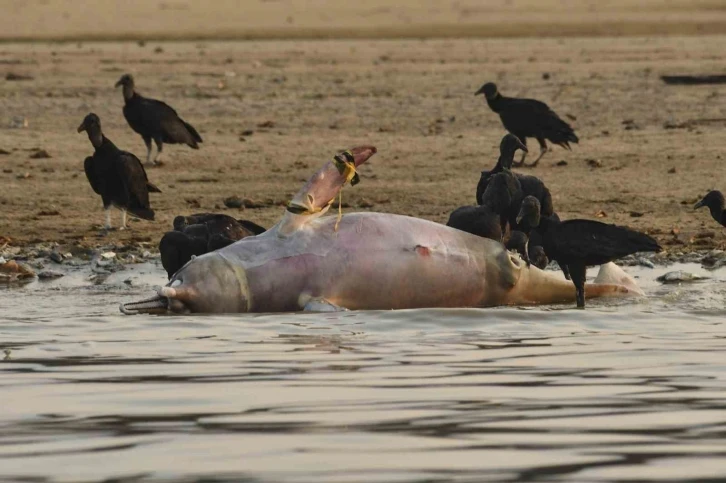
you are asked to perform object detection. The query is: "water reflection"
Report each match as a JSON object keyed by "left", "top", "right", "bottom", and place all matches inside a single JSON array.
[{"left": 0, "top": 264, "right": 725, "bottom": 481}]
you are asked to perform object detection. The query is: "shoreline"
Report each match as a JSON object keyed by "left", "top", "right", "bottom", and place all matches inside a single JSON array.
[{"left": 3, "top": 238, "right": 726, "bottom": 286}]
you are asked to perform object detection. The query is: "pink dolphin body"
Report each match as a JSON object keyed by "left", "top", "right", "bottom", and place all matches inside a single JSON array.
[{"left": 121, "top": 146, "right": 643, "bottom": 314}]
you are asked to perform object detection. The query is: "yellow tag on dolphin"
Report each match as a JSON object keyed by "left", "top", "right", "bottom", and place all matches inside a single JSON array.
[
  {"left": 331, "top": 151, "right": 361, "bottom": 232},
  {"left": 333, "top": 151, "right": 360, "bottom": 186}
]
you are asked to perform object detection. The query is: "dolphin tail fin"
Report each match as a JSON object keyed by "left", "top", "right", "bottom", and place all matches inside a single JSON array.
[{"left": 506, "top": 262, "right": 643, "bottom": 306}]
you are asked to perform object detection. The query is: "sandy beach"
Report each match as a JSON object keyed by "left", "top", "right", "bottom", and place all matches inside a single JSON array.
[{"left": 1, "top": 1, "right": 725, "bottom": 254}]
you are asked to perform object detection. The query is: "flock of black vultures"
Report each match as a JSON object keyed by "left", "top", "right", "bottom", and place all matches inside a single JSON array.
[{"left": 78, "top": 76, "right": 726, "bottom": 309}]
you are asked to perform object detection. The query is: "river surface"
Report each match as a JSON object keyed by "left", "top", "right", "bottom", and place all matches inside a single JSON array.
[{"left": 1, "top": 262, "right": 725, "bottom": 482}]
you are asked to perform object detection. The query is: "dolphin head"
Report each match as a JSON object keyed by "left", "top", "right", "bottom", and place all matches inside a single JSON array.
[
  {"left": 121, "top": 253, "right": 250, "bottom": 314},
  {"left": 287, "top": 145, "right": 377, "bottom": 216}
]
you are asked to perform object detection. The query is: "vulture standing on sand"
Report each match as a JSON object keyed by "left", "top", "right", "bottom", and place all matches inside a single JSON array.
[
  {"left": 159, "top": 213, "right": 266, "bottom": 279},
  {"left": 475, "top": 82, "right": 578, "bottom": 167},
  {"left": 694, "top": 190, "right": 726, "bottom": 228},
  {"left": 115, "top": 73, "right": 203, "bottom": 166},
  {"left": 77, "top": 113, "right": 161, "bottom": 230},
  {"left": 519, "top": 198, "right": 662, "bottom": 309}
]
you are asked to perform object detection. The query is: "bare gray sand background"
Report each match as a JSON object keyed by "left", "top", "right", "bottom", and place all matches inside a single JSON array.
[
  {"left": 1, "top": 1, "right": 725, "bottom": 251},
  {"left": 3, "top": 0, "right": 726, "bottom": 40}
]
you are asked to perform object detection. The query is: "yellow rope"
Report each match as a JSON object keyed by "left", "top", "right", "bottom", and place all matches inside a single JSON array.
[
  {"left": 332, "top": 151, "right": 358, "bottom": 233},
  {"left": 334, "top": 190, "right": 343, "bottom": 232}
]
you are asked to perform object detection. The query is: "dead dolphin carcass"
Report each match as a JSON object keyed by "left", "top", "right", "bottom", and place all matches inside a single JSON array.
[{"left": 122, "top": 146, "right": 643, "bottom": 314}]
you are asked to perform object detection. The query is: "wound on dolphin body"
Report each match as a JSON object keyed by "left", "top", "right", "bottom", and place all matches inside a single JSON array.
[{"left": 414, "top": 245, "right": 432, "bottom": 257}]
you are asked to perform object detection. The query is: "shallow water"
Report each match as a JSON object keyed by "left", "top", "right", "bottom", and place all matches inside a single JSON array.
[{"left": 1, "top": 262, "right": 725, "bottom": 482}]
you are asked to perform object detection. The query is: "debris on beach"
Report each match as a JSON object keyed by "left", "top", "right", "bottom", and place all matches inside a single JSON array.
[
  {"left": 5, "top": 72, "right": 34, "bottom": 81},
  {"left": 656, "top": 271, "right": 709, "bottom": 284},
  {"left": 635, "top": 257, "right": 655, "bottom": 268},
  {"left": 701, "top": 250, "right": 726, "bottom": 270},
  {"left": 661, "top": 74, "right": 726, "bottom": 85},
  {"left": 224, "top": 196, "right": 267, "bottom": 209},
  {"left": 29, "top": 149, "right": 51, "bottom": 159},
  {"left": 38, "top": 270, "right": 64, "bottom": 280},
  {"left": 8, "top": 117, "right": 29, "bottom": 129},
  {"left": 0, "top": 259, "right": 36, "bottom": 282}
]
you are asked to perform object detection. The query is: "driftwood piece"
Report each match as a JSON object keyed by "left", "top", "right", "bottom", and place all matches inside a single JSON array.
[{"left": 661, "top": 75, "right": 726, "bottom": 85}]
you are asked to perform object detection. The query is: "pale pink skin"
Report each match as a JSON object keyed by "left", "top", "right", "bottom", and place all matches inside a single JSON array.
[
  {"left": 121, "top": 146, "right": 642, "bottom": 314},
  {"left": 287, "top": 145, "right": 376, "bottom": 218}
]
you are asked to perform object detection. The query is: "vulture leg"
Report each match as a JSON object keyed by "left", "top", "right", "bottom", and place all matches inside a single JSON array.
[
  {"left": 568, "top": 262, "right": 587, "bottom": 309},
  {"left": 143, "top": 136, "right": 153, "bottom": 166},
  {"left": 511, "top": 136, "right": 527, "bottom": 167},
  {"left": 120, "top": 210, "right": 128, "bottom": 230},
  {"left": 153, "top": 137, "right": 164, "bottom": 165},
  {"left": 527, "top": 138, "right": 548, "bottom": 167},
  {"left": 559, "top": 262, "right": 571, "bottom": 281},
  {"left": 104, "top": 207, "right": 112, "bottom": 230},
  {"left": 523, "top": 239, "right": 531, "bottom": 267}
]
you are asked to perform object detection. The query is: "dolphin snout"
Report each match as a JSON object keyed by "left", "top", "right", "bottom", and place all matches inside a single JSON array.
[{"left": 120, "top": 293, "right": 169, "bottom": 315}]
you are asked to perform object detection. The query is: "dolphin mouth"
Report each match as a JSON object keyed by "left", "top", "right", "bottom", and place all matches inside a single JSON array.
[
  {"left": 286, "top": 202, "right": 313, "bottom": 215},
  {"left": 120, "top": 293, "right": 169, "bottom": 315}
]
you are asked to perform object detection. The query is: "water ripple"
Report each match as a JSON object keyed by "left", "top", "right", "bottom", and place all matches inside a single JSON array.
[{"left": 1, "top": 263, "right": 725, "bottom": 481}]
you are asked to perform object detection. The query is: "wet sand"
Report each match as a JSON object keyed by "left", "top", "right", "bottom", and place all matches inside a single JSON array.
[{"left": 1, "top": 33, "right": 726, "bottom": 254}]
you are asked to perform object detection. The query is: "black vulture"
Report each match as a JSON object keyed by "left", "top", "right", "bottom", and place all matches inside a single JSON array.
[
  {"left": 529, "top": 245, "right": 549, "bottom": 270},
  {"left": 476, "top": 134, "right": 527, "bottom": 205},
  {"left": 500, "top": 195, "right": 541, "bottom": 267},
  {"left": 77, "top": 113, "right": 161, "bottom": 230},
  {"left": 115, "top": 74, "right": 203, "bottom": 166},
  {"left": 476, "top": 134, "right": 554, "bottom": 220},
  {"left": 173, "top": 213, "right": 266, "bottom": 238},
  {"left": 159, "top": 231, "right": 209, "bottom": 279},
  {"left": 505, "top": 231, "right": 549, "bottom": 270},
  {"left": 480, "top": 168, "right": 522, "bottom": 235},
  {"left": 446, "top": 205, "right": 502, "bottom": 242},
  {"left": 475, "top": 82, "right": 578, "bottom": 167},
  {"left": 521, "top": 199, "right": 662, "bottom": 308},
  {"left": 694, "top": 190, "right": 726, "bottom": 227},
  {"left": 159, "top": 214, "right": 266, "bottom": 279},
  {"left": 507, "top": 210, "right": 560, "bottom": 270}
]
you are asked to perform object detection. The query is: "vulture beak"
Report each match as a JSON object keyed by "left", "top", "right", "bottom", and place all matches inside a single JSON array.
[
  {"left": 514, "top": 137, "right": 528, "bottom": 152},
  {"left": 77, "top": 121, "right": 87, "bottom": 133}
]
